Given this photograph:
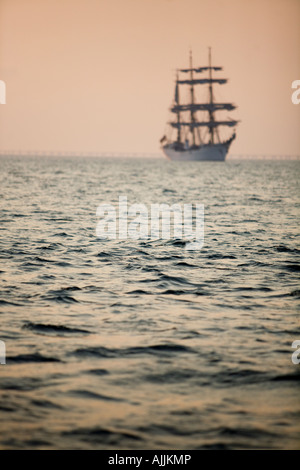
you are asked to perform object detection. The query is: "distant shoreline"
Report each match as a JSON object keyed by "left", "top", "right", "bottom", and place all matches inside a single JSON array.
[{"left": 0, "top": 152, "right": 299, "bottom": 160}]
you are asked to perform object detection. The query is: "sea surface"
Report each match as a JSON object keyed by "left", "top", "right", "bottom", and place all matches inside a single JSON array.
[{"left": 0, "top": 156, "right": 299, "bottom": 450}]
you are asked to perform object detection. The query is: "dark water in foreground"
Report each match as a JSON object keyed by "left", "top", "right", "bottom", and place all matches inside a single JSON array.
[{"left": 0, "top": 156, "right": 299, "bottom": 450}]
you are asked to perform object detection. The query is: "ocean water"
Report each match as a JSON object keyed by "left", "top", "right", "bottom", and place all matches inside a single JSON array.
[{"left": 0, "top": 156, "right": 299, "bottom": 450}]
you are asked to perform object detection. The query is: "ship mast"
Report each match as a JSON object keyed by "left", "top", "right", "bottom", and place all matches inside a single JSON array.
[
  {"left": 175, "top": 73, "right": 181, "bottom": 144},
  {"left": 189, "top": 50, "right": 196, "bottom": 146},
  {"left": 168, "top": 49, "right": 238, "bottom": 147},
  {"left": 208, "top": 47, "right": 221, "bottom": 144},
  {"left": 208, "top": 47, "right": 215, "bottom": 144}
]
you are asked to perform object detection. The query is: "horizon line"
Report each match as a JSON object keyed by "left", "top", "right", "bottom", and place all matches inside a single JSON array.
[{"left": 0, "top": 151, "right": 299, "bottom": 160}]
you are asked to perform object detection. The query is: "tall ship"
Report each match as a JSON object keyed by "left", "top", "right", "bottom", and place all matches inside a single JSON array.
[{"left": 160, "top": 48, "right": 239, "bottom": 161}]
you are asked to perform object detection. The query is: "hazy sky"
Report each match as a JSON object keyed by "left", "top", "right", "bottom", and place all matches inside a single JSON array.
[{"left": 0, "top": 0, "right": 299, "bottom": 155}]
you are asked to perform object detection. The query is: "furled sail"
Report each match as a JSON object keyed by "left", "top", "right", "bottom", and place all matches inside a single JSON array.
[
  {"left": 177, "top": 78, "right": 227, "bottom": 85},
  {"left": 171, "top": 103, "right": 236, "bottom": 113},
  {"left": 180, "top": 66, "right": 223, "bottom": 73},
  {"left": 170, "top": 120, "right": 238, "bottom": 128}
]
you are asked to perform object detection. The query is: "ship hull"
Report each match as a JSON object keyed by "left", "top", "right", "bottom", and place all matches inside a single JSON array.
[{"left": 162, "top": 142, "right": 230, "bottom": 161}]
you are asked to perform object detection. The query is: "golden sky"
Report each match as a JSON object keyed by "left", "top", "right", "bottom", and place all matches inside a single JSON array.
[{"left": 0, "top": 0, "right": 299, "bottom": 155}]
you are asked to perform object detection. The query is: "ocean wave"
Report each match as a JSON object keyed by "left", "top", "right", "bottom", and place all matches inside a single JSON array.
[{"left": 23, "top": 322, "right": 90, "bottom": 336}]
